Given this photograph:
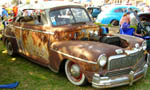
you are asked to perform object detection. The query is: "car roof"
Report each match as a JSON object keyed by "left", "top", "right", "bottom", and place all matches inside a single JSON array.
[
  {"left": 19, "top": 1, "right": 83, "bottom": 10},
  {"left": 102, "top": 5, "right": 138, "bottom": 12},
  {"left": 87, "top": 6, "right": 100, "bottom": 9}
]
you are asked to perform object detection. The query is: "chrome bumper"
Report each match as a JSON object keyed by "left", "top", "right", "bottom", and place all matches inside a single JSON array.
[{"left": 92, "top": 64, "right": 148, "bottom": 88}]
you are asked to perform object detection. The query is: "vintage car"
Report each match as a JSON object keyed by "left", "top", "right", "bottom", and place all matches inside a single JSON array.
[
  {"left": 2, "top": 1, "right": 149, "bottom": 88},
  {"left": 96, "top": 5, "right": 140, "bottom": 26}
]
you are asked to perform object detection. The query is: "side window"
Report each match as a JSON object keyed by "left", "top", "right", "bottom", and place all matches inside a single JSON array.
[
  {"left": 22, "top": 16, "right": 34, "bottom": 24},
  {"left": 93, "top": 8, "right": 100, "bottom": 13},
  {"left": 18, "top": 15, "right": 42, "bottom": 25},
  {"left": 41, "top": 12, "right": 48, "bottom": 24},
  {"left": 33, "top": 15, "right": 43, "bottom": 25},
  {"left": 21, "top": 9, "right": 43, "bottom": 25}
]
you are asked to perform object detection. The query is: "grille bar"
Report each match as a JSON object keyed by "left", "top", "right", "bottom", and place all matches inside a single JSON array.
[
  {"left": 108, "top": 50, "right": 144, "bottom": 71},
  {"left": 105, "top": 68, "right": 132, "bottom": 77}
]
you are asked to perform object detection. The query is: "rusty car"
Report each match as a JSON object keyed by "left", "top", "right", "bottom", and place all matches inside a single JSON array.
[{"left": 2, "top": 1, "right": 149, "bottom": 88}]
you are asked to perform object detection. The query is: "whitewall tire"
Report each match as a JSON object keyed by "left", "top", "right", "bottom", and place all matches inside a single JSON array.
[{"left": 65, "top": 60, "right": 87, "bottom": 86}]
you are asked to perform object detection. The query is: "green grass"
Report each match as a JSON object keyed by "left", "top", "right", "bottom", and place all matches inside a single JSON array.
[{"left": 0, "top": 40, "right": 150, "bottom": 90}]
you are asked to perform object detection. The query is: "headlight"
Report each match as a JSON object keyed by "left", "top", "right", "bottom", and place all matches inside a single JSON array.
[
  {"left": 142, "top": 40, "right": 147, "bottom": 50},
  {"left": 97, "top": 54, "right": 107, "bottom": 67}
]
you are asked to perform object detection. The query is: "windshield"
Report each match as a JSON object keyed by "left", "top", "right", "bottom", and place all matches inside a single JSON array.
[{"left": 49, "top": 8, "right": 91, "bottom": 26}]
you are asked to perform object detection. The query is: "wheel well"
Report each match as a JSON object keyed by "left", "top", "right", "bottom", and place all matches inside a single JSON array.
[
  {"left": 110, "top": 19, "right": 119, "bottom": 26},
  {"left": 110, "top": 19, "right": 119, "bottom": 23},
  {"left": 59, "top": 59, "right": 67, "bottom": 73}
]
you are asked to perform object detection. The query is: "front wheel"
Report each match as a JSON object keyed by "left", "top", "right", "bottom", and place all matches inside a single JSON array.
[{"left": 65, "top": 60, "right": 88, "bottom": 86}]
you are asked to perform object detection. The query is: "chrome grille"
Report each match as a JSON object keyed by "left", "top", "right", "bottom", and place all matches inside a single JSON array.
[
  {"left": 134, "top": 55, "right": 146, "bottom": 70},
  {"left": 108, "top": 50, "right": 144, "bottom": 71},
  {"left": 105, "top": 68, "right": 131, "bottom": 77}
]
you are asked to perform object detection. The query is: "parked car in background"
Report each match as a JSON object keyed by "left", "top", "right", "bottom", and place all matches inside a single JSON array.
[
  {"left": 2, "top": 1, "right": 148, "bottom": 88},
  {"left": 86, "top": 6, "right": 101, "bottom": 18},
  {"left": 96, "top": 5, "right": 140, "bottom": 26}
]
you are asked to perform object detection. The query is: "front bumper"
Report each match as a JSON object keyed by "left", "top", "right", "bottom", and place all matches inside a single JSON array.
[{"left": 92, "top": 64, "right": 148, "bottom": 88}]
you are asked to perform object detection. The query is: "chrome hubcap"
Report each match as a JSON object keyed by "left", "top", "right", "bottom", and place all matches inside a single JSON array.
[{"left": 70, "top": 64, "right": 80, "bottom": 77}]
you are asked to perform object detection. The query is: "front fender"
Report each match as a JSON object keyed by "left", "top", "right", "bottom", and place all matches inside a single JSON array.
[{"left": 48, "top": 40, "right": 121, "bottom": 80}]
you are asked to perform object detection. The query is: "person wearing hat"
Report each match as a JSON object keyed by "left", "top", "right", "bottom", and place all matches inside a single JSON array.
[
  {"left": 1, "top": 5, "right": 8, "bottom": 29},
  {"left": 1, "top": 5, "right": 8, "bottom": 18},
  {"left": 120, "top": 12, "right": 130, "bottom": 28}
]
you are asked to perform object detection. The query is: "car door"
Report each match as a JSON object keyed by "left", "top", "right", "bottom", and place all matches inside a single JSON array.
[
  {"left": 13, "top": 17, "right": 25, "bottom": 53},
  {"left": 20, "top": 13, "right": 50, "bottom": 65}
]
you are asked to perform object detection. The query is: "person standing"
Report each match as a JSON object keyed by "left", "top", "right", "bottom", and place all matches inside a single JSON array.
[
  {"left": 119, "top": 12, "right": 133, "bottom": 35},
  {"left": 1, "top": 5, "right": 8, "bottom": 18},
  {"left": 120, "top": 12, "right": 130, "bottom": 27},
  {"left": 13, "top": 4, "right": 18, "bottom": 17},
  {"left": 1, "top": 5, "right": 8, "bottom": 29},
  {"left": 129, "top": 10, "right": 142, "bottom": 36}
]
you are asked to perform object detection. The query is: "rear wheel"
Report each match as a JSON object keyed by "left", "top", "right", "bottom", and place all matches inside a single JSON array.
[
  {"left": 111, "top": 20, "right": 119, "bottom": 26},
  {"left": 65, "top": 60, "right": 88, "bottom": 86},
  {"left": 6, "top": 40, "right": 15, "bottom": 56}
]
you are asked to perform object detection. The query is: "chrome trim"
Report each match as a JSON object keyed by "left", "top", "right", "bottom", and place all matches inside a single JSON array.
[
  {"left": 125, "top": 48, "right": 140, "bottom": 55},
  {"left": 147, "top": 53, "right": 150, "bottom": 65},
  {"left": 92, "top": 64, "right": 148, "bottom": 88},
  {"left": 14, "top": 26, "right": 54, "bottom": 35},
  {"left": 144, "top": 64, "right": 148, "bottom": 78},
  {"left": 108, "top": 55, "right": 126, "bottom": 70},
  {"left": 115, "top": 49, "right": 123, "bottom": 54},
  {"left": 108, "top": 48, "right": 144, "bottom": 70},
  {"left": 129, "top": 71, "right": 134, "bottom": 86},
  {"left": 51, "top": 49, "right": 97, "bottom": 64},
  {"left": 142, "top": 40, "right": 147, "bottom": 50},
  {"left": 15, "top": 26, "right": 22, "bottom": 29},
  {"left": 97, "top": 54, "right": 107, "bottom": 67}
]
